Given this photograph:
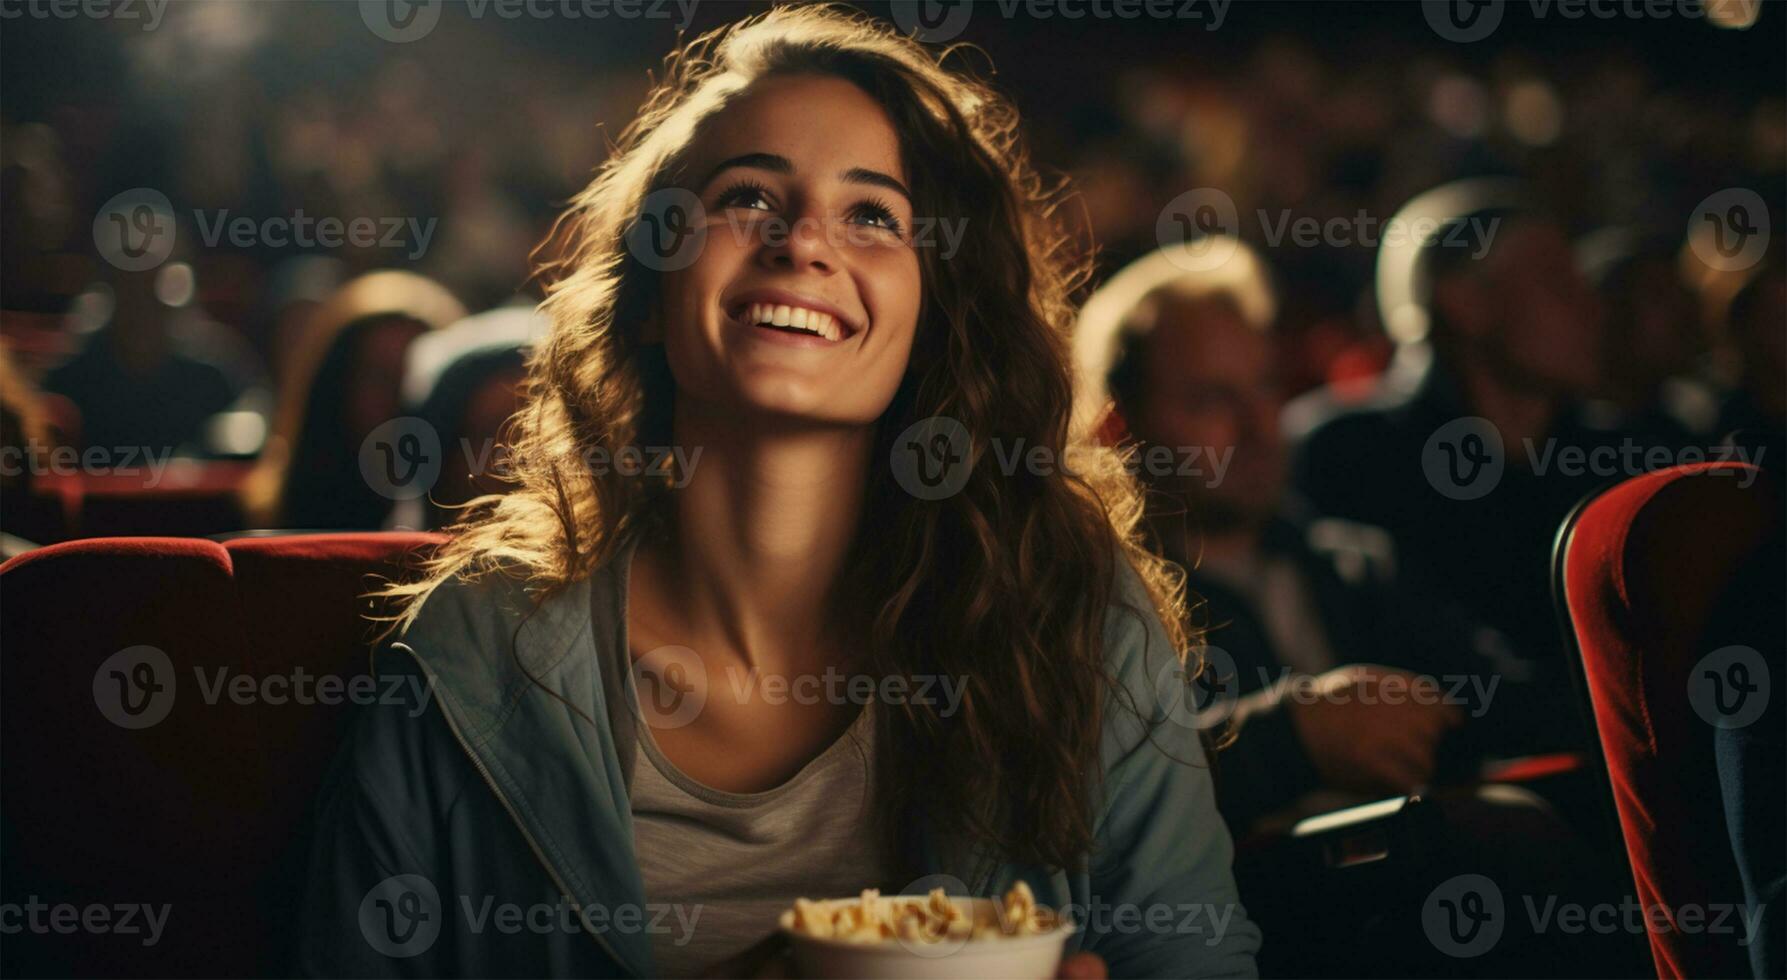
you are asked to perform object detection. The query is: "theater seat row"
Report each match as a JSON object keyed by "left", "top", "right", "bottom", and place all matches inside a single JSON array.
[
  {"left": 0, "top": 532, "right": 442, "bottom": 978},
  {"left": 2, "top": 461, "right": 1777, "bottom": 978}
]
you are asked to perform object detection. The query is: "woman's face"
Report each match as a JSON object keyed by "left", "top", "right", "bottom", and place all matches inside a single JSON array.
[{"left": 654, "top": 73, "right": 923, "bottom": 427}]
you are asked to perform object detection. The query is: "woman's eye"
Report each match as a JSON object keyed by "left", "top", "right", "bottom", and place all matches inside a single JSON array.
[
  {"left": 714, "top": 182, "right": 774, "bottom": 212},
  {"left": 849, "top": 200, "right": 905, "bottom": 236}
]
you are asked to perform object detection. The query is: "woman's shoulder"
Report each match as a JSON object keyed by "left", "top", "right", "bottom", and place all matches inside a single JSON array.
[
  {"left": 1098, "top": 553, "right": 1178, "bottom": 684},
  {"left": 400, "top": 564, "right": 545, "bottom": 660},
  {"left": 395, "top": 541, "right": 631, "bottom": 694},
  {"left": 1095, "top": 553, "right": 1208, "bottom": 770}
]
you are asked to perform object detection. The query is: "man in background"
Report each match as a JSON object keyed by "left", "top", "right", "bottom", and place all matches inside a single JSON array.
[
  {"left": 1287, "top": 184, "right": 1618, "bottom": 756},
  {"left": 1086, "top": 241, "right": 1498, "bottom": 836},
  {"left": 1087, "top": 237, "right": 1628, "bottom": 978}
]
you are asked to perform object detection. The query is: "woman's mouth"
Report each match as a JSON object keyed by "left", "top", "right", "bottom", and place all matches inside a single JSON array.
[
  {"left": 726, "top": 290, "right": 861, "bottom": 346},
  {"left": 741, "top": 301, "right": 845, "bottom": 340}
]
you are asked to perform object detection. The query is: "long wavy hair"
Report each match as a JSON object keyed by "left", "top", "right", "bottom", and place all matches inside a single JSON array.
[{"left": 380, "top": 2, "right": 1197, "bottom": 878}]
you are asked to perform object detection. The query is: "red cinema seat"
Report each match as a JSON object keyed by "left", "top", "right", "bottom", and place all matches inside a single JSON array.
[
  {"left": 1555, "top": 462, "right": 1782, "bottom": 979},
  {"left": 0, "top": 532, "right": 443, "bottom": 977}
]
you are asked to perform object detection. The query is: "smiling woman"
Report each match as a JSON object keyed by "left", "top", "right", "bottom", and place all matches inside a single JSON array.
[{"left": 299, "top": 4, "right": 1257, "bottom": 978}]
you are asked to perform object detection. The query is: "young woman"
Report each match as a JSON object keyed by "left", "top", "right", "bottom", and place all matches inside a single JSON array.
[{"left": 299, "top": 6, "right": 1258, "bottom": 977}]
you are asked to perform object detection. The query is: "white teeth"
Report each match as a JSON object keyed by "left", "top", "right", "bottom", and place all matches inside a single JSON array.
[{"left": 740, "top": 300, "right": 847, "bottom": 340}]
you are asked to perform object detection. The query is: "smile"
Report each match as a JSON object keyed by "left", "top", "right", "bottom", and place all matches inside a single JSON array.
[
  {"left": 725, "top": 289, "right": 863, "bottom": 346},
  {"left": 742, "top": 301, "right": 844, "bottom": 341}
]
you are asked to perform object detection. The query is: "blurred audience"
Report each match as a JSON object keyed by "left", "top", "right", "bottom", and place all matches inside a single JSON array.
[
  {"left": 1578, "top": 227, "right": 1716, "bottom": 442},
  {"left": 1086, "top": 246, "right": 1633, "bottom": 980},
  {"left": 399, "top": 302, "right": 547, "bottom": 529},
  {"left": 0, "top": 343, "right": 59, "bottom": 553},
  {"left": 1086, "top": 240, "right": 1503, "bottom": 835},
  {"left": 1716, "top": 257, "right": 1786, "bottom": 453},
  {"left": 241, "top": 270, "right": 463, "bottom": 529},
  {"left": 42, "top": 264, "right": 262, "bottom": 456},
  {"left": 1286, "top": 183, "right": 1629, "bottom": 755},
  {"left": 257, "top": 255, "right": 348, "bottom": 384},
  {"left": 0, "top": 5, "right": 1777, "bottom": 974}
]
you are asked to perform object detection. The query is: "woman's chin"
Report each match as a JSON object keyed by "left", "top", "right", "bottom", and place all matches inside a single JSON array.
[
  {"left": 706, "top": 372, "right": 883, "bottom": 427},
  {"left": 718, "top": 396, "right": 870, "bottom": 432}
]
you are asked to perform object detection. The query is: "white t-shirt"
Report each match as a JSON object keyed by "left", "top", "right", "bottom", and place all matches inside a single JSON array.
[{"left": 628, "top": 703, "right": 887, "bottom": 977}]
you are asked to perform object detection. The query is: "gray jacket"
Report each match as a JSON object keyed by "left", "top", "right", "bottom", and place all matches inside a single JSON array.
[{"left": 296, "top": 536, "right": 1261, "bottom": 977}]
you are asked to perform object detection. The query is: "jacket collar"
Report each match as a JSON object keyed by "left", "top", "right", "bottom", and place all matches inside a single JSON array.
[{"left": 395, "top": 538, "right": 653, "bottom": 977}]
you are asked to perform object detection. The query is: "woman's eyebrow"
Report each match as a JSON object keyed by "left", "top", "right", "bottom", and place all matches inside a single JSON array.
[
  {"left": 702, "top": 153, "right": 911, "bottom": 203},
  {"left": 703, "top": 152, "right": 791, "bottom": 185},
  {"left": 842, "top": 166, "right": 912, "bottom": 203}
]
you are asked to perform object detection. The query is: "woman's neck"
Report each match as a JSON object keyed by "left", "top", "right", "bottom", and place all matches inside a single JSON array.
[{"left": 643, "top": 404, "right": 872, "bottom": 674}]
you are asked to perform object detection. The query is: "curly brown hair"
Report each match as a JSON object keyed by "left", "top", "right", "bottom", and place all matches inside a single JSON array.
[{"left": 379, "top": 1, "right": 1198, "bottom": 878}]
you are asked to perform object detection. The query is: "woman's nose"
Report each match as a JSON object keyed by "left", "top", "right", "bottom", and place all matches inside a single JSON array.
[{"left": 758, "top": 207, "right": 841, "bottom": 274}]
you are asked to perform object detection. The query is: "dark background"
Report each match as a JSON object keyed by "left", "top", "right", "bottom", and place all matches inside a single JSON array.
[{"left": 4, "top": 0, "right": 1780, "bottom": 397}]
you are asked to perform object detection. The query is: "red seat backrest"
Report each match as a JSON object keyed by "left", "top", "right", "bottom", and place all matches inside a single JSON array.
[
  {"left": 0, "top": 532, "right": 443, "bottom": 977},
  {"left": 1559, "top": 461, "right": 1781, "bottom": 979},
  {"left": 224, "top": 533, "right": 440, "bottom": 834}
]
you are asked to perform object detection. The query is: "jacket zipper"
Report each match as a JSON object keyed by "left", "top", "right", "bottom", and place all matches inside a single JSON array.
[{"left": 392, "top": 641, "right": 637, "bottom": 977}]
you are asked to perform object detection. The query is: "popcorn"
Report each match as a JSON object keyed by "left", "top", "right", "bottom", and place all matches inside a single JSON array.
[{"left": 787, "top": 882, "right": 1054, "bottom": 943}]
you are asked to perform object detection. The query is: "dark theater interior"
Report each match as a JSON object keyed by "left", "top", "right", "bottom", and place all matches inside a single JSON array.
[{"left": 1, "top": 1, "right": 1781, "bottom": 977}]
